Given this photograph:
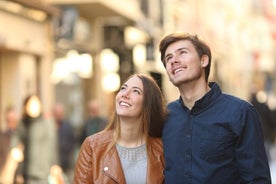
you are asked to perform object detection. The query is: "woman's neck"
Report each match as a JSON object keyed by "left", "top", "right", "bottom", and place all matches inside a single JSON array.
[{"left": 117, "top": 118, "right": 145, "bottom": 148}]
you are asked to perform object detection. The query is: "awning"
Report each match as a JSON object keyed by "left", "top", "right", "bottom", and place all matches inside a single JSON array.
[{"left": 48, "top": 0, "right": 145, "bottom": 24}]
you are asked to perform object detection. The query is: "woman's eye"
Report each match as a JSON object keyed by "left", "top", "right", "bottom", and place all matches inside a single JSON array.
[
  {"left": 133, "top": 89, "right": 141, "bottom": 94},
  {"left": 120, "top": 86, "right": 126, "bottom": 91}
]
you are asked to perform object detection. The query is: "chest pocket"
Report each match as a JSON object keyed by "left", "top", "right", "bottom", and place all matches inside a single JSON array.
[{"left": 198, "top": 124, "right": 236, "bottom": 162}]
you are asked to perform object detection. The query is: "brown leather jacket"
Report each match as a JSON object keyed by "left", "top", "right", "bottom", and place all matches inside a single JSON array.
[{"left": 74, "top": 130, "right": 164, "bottom": 184}]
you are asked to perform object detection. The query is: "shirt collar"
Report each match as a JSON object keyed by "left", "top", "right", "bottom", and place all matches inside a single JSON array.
[{"left": 178, "top": 82, "right": 222, "bottom": 114}]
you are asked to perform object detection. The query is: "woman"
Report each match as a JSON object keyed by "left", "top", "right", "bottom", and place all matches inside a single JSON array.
[{"left": 74, "top": 74, "right": 167, "bottom": 184}]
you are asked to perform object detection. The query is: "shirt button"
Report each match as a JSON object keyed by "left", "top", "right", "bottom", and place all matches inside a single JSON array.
[{"left": 104, "top": 166, "right": 109, "bottom": 171}]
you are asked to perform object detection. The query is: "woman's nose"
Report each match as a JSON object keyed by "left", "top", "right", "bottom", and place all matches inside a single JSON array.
[{"left": 122, "top": 90, "right": 130, "bottom": 98}]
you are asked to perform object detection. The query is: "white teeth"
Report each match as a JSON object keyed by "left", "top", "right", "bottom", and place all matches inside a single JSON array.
[
  {"left": 120, "top": 102, "right": 130, "bottom": 107},
  {"left": 174, "top": 68, "right": 182, "bottom": 74}
]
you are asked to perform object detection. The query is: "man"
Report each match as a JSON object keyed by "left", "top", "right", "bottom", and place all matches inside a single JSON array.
[
  {"left": 0, "top": 106, "right": 22, "bottom": 183},
  {"left": 53, "top": 103, "right": 76, "bottom": 182},
  {"left": 159, "top": 33, "right": 271, "bottom": 183},
  {"left": 250, "top": 91, "right": 274, "bottom": 162},
  {"left": 80, "top": 99, "right": 107, "bottom": 144}
]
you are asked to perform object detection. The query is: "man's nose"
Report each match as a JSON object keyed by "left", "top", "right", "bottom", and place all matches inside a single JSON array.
[{"left": 170, "top": 55, "right": 180, "bottom": 65}]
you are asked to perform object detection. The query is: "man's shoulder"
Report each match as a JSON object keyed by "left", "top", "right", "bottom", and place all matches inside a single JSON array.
[
  {"left": 86, "top": 116, "right": 106, "bottom": 123},
  {"left": 167, "top": 98, "right": 181, "bottom": 106},
  {"left": 62, "top": 120, "right": 74, "bottom": 128},
  {"left": 221, "top": 93, "right": 252, "bottom": 108}
]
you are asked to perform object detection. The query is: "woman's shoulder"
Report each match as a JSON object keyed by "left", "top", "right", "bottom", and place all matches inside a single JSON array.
[
  {"left": 84, "top": 130, "right": 113, "bottom": 148},
  {"left": 148, "top": 137, "right": 163, "bottom": 150}
]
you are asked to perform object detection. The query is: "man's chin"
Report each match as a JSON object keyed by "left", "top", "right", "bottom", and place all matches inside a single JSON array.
[{"left": 170, "top": 79, "right": 181, "bottom": 86}]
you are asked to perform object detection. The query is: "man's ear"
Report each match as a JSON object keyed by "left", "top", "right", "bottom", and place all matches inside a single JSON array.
[{"left": 201, "top": 55, "right": 209, "bottom": 67}]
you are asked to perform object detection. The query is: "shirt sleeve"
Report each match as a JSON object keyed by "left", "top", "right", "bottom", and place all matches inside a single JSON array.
[
  {"left": 235, "top": 104, "right": 271, "bottom": 183},
  {"left": 74, "top": 138, "right": 93, "bottom": 184}
]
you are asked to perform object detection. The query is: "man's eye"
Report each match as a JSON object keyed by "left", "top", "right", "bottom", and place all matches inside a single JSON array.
[
  {"left": 166, "top": 57, "right": 172, "bottom": 63},
  {"left": 180, "top": 50, "right": 187, "bottom": 54}
]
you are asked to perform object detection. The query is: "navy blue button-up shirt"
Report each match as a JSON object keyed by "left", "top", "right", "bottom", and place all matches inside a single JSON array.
[{"left": 162, "top": 82, "right": 271, "bottom": 184}]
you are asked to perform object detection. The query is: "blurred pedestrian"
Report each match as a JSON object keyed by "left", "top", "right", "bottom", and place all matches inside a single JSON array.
[
  {"left": 250, "top": 91, "right": 275, "bottom": 161},
  {"left": 14, "top": 95, "right": 59, "bottom": 184},
  {"left": 159, "top": 32, "right": 271, "bottom": 183},
  {"left": 0, "top": 106, "right": 19, "bottom": 170},
  {"left": 53, "top": 103, "right": 76, "bottom": 183},
  {"left": 74, "top": 74, "right": 167, "bottom": 183},
  {"left": 0, "top": 106, "right": 23, "bottom": 184},
  {"left": 79, "top": 99, "right": 107, "bottom": 144}
]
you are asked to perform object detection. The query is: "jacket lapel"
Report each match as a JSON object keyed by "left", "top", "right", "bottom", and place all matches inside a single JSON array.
[
  {"left": 146, "top": 141, "right": 164, "bottom": 184},
  {"left": 102, "top": 147, "right": 126, "bottom": 184}
]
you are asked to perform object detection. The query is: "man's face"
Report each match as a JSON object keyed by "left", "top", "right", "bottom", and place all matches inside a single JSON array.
[{"left": 164, "top": 40, "right": 206, "bottom": 86}]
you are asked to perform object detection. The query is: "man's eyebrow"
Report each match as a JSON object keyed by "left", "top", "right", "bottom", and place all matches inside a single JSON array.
[
  {"left": 165, "top": 47, "right": 187, "bottom": 60},
  {"left": 175, "top": 47, "right": 188, "bottom": 52}
]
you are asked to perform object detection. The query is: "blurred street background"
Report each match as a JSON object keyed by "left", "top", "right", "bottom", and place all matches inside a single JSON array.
[{"left": 0, "top": 0, "right": 276, "bottom": 183}]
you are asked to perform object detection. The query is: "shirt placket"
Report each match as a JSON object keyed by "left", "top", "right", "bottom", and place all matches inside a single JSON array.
[{"left": 184, "top": 113, "right": 193, "bottom": 183}]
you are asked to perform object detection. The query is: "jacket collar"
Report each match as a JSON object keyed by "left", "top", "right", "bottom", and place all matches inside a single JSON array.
[{"left": 101, "top": 136, "right": 164, "bottom": 184}]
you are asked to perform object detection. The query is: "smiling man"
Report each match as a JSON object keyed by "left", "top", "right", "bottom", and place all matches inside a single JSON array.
[{"left": 159, "top": 33, "right": 271, "bottom": 184}]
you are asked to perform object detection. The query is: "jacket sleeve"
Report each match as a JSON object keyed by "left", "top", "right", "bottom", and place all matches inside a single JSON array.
[
  {"left": 74, "top": 138, "right": 93, "bottom": 184},
  {"left": 235, "top": 105, "right": 271, "bottom": 183}
]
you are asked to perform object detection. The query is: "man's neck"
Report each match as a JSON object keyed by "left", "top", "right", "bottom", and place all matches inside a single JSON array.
[{"left": 178, "top": 80, "right": 210, "bottom": 110}]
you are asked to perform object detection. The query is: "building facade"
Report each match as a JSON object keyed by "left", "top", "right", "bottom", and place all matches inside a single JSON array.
[{"left": 0, "top": 0, "right": 59, "bottom": 130}]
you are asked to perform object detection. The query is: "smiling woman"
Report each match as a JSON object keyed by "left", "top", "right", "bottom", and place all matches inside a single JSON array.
[{"left": 74, "top": 73, "right": 168, "bottom": 184}]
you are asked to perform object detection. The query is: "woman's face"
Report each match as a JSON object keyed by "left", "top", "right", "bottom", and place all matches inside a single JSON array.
[
  {"left": 25, "top": 96, "right": 41, "bottom": 118},
  {"left": 115, "top": 76, "right": 144, "bottom": 120}
]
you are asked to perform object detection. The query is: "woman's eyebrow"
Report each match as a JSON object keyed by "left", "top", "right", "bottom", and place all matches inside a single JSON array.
[{"left": 132, "top": 86, "right": 143, "bottom": 92}]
